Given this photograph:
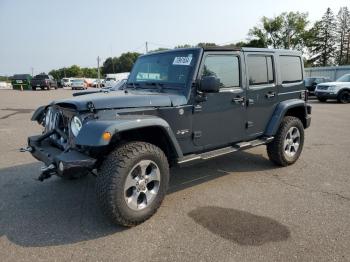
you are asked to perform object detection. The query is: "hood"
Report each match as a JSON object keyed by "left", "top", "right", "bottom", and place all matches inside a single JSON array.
[
  {"left": 318, "top": 81, "right": 350, "bottom": 87},
  {"left": 53, "top": 90, "right": 187, "bottom": 111}
]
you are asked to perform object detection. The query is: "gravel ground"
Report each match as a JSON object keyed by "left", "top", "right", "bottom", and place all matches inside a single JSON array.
[{"left": 0, "top": 89, "right": 349, "bottom": 262}]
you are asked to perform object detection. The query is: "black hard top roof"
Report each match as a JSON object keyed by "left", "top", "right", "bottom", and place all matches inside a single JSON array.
[{"left": 142, "top": 46, "right": 302, "bottom": 56}]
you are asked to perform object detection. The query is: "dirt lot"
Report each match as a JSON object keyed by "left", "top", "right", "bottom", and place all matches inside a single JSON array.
[{"left": 0, "top": 89, "right": 349, "bottom": 262}]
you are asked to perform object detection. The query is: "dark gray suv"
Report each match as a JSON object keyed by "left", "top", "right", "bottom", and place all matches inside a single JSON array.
[{"left": 23, "top": 47, "right": 311, "bottom": 226}]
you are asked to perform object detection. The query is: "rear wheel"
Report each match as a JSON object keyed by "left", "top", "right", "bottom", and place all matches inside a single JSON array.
[
  {"left": 96, "top": 142, "right": 169, "bottom": 227},
  {"left": 337, "top": 90, "right": 350, "bottom": 104},
  {"left": 267, "top": 116, "right": 304, "bottom": 166}
]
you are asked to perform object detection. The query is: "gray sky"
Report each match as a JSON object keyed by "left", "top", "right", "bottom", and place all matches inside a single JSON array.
[{"left": 0, "top": 0, "right": 349, "bottom": 76}]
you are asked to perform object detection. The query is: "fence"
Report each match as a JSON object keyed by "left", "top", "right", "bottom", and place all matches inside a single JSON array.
[{"left": 304, "top": 65, "right": 350, "bottom": 81}]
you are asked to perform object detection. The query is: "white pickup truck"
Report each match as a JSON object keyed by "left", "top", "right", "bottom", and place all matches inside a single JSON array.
[{"left": 104, "top": 72, "right": 129, "bottom": 88}]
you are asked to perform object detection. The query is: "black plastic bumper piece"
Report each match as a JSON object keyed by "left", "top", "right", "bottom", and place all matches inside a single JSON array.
[
  {"left": 28, "top": 135, "right": 96, "bottom": 178},
  {"left": 315, "top": 92, "right": 337, "bottom": 99}
]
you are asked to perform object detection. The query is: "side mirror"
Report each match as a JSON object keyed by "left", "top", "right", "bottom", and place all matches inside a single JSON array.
[{"left": 199, "top": 76, "right": 220, "bottom": 93}]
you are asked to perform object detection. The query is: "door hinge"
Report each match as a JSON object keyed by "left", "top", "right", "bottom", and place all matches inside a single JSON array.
[
  {"left": 193, "top": 104, "right": 202, "bottom": 113},
  {"left": 193, "top": 131, "right": 202, "bottom": 139},
  {"left": 246, "top": 121, "right": 254, "bottom": 128}
]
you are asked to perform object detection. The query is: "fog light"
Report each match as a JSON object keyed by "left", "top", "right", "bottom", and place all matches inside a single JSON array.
[
  {"left": 102, "top": 132, "right": 112, "bottom": 141},
  {"left": 58, "top": 162, "right": 64, "bottom": 172}
]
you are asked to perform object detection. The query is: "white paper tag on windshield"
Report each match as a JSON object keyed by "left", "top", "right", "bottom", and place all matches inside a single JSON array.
[{"left": 173, "top": 56, "right": 192, "bottom": 66}]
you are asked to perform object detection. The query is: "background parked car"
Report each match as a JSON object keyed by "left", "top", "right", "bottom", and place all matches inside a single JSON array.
[
  {"left": 109, "top": 79, "right": 127, "bottom": 90},
  {"left": 11, "top": 74, "right": 32, "bottom": 90},
  {"left": 0, "top": 81, "right": 12, "bottom": 89},
  {"left": 71, "top": 79, "right": 88, "bottom": 90},
  {"left": 61, "top": 78, "right": 72, "bottom": 87},
  {"left": 315, "top": 74, "right": 350, "bottom": 103},
  {"left": 304, "top": 76, "right": 331, "bottom": 95},
  {"left": 92, "top": 79, "right": 105, "bottom": 87},
  {"left": 104, "top": 72, "right": 129, "bottom": 88},
  {"left": 31, "top": 74, "right": 58, "bottom": 90}
]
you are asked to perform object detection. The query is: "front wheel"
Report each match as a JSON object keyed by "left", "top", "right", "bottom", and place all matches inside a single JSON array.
[
  {"left": 337, "top": 90, "right": 350, "bottom": 104},
  {"left": 96, "top": 142, "right": 169, "bottom": 227},
  {"left": 267, "top": 116, "right": 304, "bottom": 167}
]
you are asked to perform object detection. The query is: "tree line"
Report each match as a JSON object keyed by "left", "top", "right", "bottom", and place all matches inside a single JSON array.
[
  {"left": 243, "top": 7, "right": 350, "bottom": 67},
  {"left": 48, "top": 6, "right": 350, "bottom": 79}
]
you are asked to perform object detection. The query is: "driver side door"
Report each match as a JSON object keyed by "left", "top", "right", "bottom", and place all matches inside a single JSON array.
[{"left": 192, "top": 52, "right": 247, "bottom": 151}]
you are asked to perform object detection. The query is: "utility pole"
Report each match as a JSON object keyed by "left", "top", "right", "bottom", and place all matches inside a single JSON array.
[
  {"left": 31, "top": 67, "right": 34, "bottom": 77},
  {"left": 97, "top": 56, "right": 101, "bottom": 88},
  {"left": 146, "top": 41, "right": 149, "bottom": 53}
]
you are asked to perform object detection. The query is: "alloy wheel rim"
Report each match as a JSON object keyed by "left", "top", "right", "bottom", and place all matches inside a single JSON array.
[
  {"left": 283, "top": 127, "right": 301, "bottom": 158},
  {"left": 124, "top": 160, "right": 161, "bottom": 211},
  {"left": 341, "top": 93, "right": 350, "bottom": 103}
]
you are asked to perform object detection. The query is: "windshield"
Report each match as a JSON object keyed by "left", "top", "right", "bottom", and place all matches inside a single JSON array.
[
  {"left": 304, "top": 78, "right": 315, "bottom": 85},
  {"left": 13, "top": 74, "right": 30, "bottom": 80},
  {"left": 128, "top": 49, "right": 199, "bottom": 89},
  {"left": 336, "top": 74, "right": 350, "bottom": 82},
  {"left": 34, "top": 74, "right": 49, "bottom": 79}
]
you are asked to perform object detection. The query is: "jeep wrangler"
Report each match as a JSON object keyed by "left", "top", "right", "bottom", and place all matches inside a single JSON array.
[{"left": 23, "top": 47, "right": 311, "bottom": 226}]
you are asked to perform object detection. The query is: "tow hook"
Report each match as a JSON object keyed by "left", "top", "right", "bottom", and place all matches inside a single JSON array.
[
  {"left": 38, "top": 164, "right": 56, "bottom": 182},
  {"left": 20, "top": 146, "right": 33, "bottom": 153}
]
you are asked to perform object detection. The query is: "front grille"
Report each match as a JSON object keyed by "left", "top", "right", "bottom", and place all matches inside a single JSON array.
[
  {"left": 44, "top": 106, "right": 71, "bottom": 149},
  {"left": 317, "top": 86, "right": 329, "bottom": 90}
]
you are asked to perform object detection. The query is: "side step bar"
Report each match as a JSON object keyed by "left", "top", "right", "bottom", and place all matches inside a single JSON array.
[{"left": 177, "top": 136, "right": 274, "bottom": 167}]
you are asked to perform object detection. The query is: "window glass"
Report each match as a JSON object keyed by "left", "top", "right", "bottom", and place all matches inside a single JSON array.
[
  {"left": 247, "top": 55, "right": 274, "bottom": 85},
  {"left": 267, "top": 57, "right": 274, "bottom": 83},
  {"left": 202, "top": 55, "right": 240, "bottom": 88},
  {"left": 280, "top": 56, "right": 302, "bottom": 84},
  {"left": 336, "top": 74, "right": 350, "bottom": 82},
  {"left": 128, "top": 50, "right": 199, "bottom": 88}
]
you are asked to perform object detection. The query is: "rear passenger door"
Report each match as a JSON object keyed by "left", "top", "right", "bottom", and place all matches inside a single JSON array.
[{"left": 245, "top": 53, "right": 278, "bottom": 138}]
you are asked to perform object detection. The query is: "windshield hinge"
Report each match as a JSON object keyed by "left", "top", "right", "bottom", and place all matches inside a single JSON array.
[{"left": 87, "top": 101, "right": 96, "bottom": 113}]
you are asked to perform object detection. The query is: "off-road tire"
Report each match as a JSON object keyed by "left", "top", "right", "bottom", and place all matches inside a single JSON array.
[
  {"left": 337, "top": 90, "right": 350, "bottom": 104},
  {"left": 267, "top": 116, "right": 304, "bottom": 167},
  {"left": 317, "top": 97, "right": 327, "bottom": 102},
  {"left": 96, "top": 141, "right": 169, "bottom": 227}
]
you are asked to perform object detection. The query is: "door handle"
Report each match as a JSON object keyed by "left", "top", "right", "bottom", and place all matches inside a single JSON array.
[
  {"left": 265, "top": 92, "right": 276, "bottom": 99},
  {"left": 232, "top": 96, "right": 245, "bottom": 105}
]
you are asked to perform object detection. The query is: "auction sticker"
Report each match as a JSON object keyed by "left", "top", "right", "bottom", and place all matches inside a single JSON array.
[{"left": 173, "top": 56, "right": 192, "bottom": 66}]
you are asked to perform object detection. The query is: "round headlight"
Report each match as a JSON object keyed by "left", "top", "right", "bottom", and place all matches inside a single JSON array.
[{"left": 70, "top": 116, "right": 82, "bottom": 137}]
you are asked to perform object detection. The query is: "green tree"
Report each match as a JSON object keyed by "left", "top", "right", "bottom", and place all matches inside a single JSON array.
[
  {"left": 175, "top": 44, "right": 192, "bottom": 49},
  {"left": 308, "top": 8, "right": 337, "bottom": 66},
  {"left": 249, "top": 12, "right": 310, "bottom": 50},
  {"left": 336, "top": 7, "right": 350, "bottom": 65},
  {"left": 197, "top": 43, "right": 217, "bottom": 47},
  {"left": 102, "top": 52, "right": 140, "bottom": 75}
]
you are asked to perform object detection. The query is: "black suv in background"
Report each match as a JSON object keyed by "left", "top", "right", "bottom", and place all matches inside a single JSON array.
[
  {"left": 24, "top": 47, "right": 311, "bottom": 226},
  {"left": 31, "top": 74, "right": 58, "bottom": 90},
  {"left": 304, "top": 76, "right": 331, "bottom": 95},
  {"left": 11, "top": 74, "right": 32, "bottom": 90}
]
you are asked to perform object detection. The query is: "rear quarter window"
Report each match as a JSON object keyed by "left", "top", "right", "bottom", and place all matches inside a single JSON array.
[{"left": 280, "top": 56, "right": 302, "bottom": 84}]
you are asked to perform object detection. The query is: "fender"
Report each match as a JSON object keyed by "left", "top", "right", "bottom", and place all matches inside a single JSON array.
[
  {"left": 75, "top": 115, "right": 183, "bottom": 158},
  {"left": 337, "top": 87, "right": 350, "bottom": 95},
  {"left": 264, "top": 99, "right": 307, "bottom": 136},
  {"left": 31, "top": 105, "right": 46, "bottom": 123}
]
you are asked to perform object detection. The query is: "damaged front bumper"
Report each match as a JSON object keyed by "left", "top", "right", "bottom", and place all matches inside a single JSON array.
[{"left": 26, "top": 134, "right": 96, "bottom": 181}]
